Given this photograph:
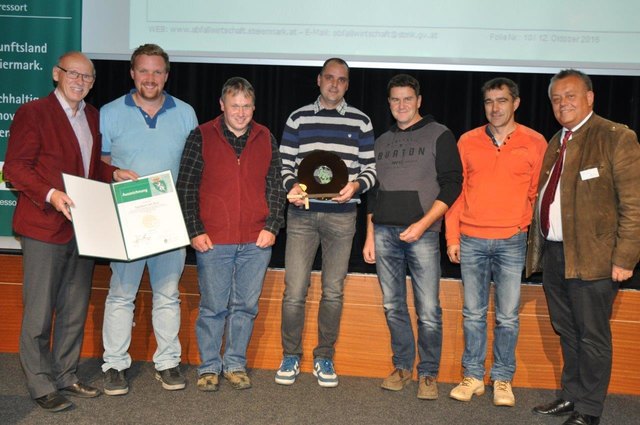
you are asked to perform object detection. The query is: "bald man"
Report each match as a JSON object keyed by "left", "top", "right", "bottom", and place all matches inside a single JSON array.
[{"left": 4, "top": 51, "right": 137, "bottom": 412}]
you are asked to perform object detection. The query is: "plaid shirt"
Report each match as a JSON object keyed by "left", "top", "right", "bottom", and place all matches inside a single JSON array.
[{"left": 177, "top": 120, "right": 286, "bottom": 239}]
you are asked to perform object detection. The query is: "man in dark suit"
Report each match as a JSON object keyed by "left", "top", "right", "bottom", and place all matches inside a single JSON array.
[
  {"left": 526, "top": 69, "right": 640, "bottom": 425},
  {"left": 4, "top": 51, "right": 137, "bottom": 412}
]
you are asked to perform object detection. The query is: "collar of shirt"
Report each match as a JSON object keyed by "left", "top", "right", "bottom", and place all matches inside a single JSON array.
[
  {"left": 125, "top": 89, "right": 176, "bottom": 129},
  {"left": 485, "top": 124, "right": 517, "bottom": 147},
  {"left": 563, "top": 111, "right": 593, "bottom": 139},
  {"left": 221, "top": 120, "right": 252, "bottom": 156},
  {"left": 313, "top": 95, "right": 347, "bottom": 116},
  {"left": 53, "top": 88, "right": 92, "bottom": 178},
  {"left": 54, "top": 88, "right": 86, "bottom": 118},
  {"left": 124, "top": 89, "right": 176, "bottom": 112}
]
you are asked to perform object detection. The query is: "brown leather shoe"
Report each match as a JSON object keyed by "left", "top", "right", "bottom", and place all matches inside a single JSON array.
[
  {"left": 35, "top": 392, "right": 73, "bottom": 412},
  {"left": 197, "top": 373, "right": 219, "bottom": 392},
  {"left": 417, "top": 376, "right": 438, "bottom": 400},
  {"left": 223, "top": 371, "right": 252, "bottom": 390},
  {"left": 60, "top": 382, "right": 101, "bottom": 398},
  {"left": 381, "top": 368, "right": 412, "bottom": 391}
]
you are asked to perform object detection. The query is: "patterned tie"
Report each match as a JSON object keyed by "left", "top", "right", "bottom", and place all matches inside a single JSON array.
[{"left": 540, "top": 130, "right": 572, "bottom": 238}]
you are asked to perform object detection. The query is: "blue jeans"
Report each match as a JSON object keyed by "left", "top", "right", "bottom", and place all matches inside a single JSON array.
[
  {"left": 459, "top": 232, "right": 526, "bottom": 381},
  {"left": 281, "top": 208, "right": 357, "bottom": 359},
  {"left": 196, "top": 243, "right": 271, "bottom": 375},
  {"left": 102, "top": 248, "right": 185, "bottom": 372},
  {"left": 374, "top": 225, "right": 442, "bottom": 377}
]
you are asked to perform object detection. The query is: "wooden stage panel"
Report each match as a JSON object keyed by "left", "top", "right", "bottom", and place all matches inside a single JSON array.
[{"left": 0, "top": 254, "right": 638, "bottom": 395}]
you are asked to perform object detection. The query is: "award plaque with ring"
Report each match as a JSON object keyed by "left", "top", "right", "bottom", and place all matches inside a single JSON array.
[{"left": 296, "top": 150, "right": 348, "bottom": 199}]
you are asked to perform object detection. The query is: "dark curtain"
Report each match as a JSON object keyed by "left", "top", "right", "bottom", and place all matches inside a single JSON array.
[{"left": 88, "top": 60, "right": 640, "bottom": 287}]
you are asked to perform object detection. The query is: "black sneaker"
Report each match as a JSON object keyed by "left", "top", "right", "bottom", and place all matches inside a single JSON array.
[
  {"left": 104, "top": 368, "right": 128, "bottom": 396},
  {"left": 155, "top": 366, "right": 186, "bottom": 390}
]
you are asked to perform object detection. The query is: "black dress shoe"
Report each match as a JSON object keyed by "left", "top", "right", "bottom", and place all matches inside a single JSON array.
[
  {"left": 532, "top": 398, "right": 575, "bottom": 416},
  {"left": 562, "top": 411, "right": 600, "bottom": 425},
  {"left": 35, "top": 392, "right": 72, "bottom": 412},
  {"left": 60, "top": 382, "right": 101, "bottom": 398}
]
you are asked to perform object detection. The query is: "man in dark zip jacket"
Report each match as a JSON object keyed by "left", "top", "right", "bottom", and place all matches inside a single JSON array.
[{"left": 363, "top": 74, "right": 462, "bottom": 400}]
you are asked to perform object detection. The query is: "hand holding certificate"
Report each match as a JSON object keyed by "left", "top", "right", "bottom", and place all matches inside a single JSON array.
[{"left": 63, "top": 170, "right": 190, "bottom": 261}]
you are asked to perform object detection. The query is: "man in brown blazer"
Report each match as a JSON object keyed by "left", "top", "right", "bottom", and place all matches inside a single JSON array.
[{"left": 527, "top": 69, "right": 640, "bottom": 425}]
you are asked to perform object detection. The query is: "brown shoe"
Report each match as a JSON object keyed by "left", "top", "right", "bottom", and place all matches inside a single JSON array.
[
  {"left": 417, "top": 376, "right": 438, "bottom": 400},
  {"left": 381, "top": 368, "right": 412, "bottom": 391},
  {"left": 197, "top": 373, "right": 219, "bottom": 392},
  {"left": 60, "top": 382, "right": 101, "bottom": 398},
  {"left": 493, "top": 380, "right": 515, "bottom": 407},
  {"left": 449, "top": 376, "right": 485, "bottom": 401},
  {"left": 223, "top": 371, "right": 252, "bottom": 390}
]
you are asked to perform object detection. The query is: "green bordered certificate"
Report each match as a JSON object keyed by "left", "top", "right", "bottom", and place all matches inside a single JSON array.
[{"left": 62, "top": 170, "right": 189, "bottom": 261}]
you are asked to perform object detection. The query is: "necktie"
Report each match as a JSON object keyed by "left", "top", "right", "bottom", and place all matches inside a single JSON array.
[{"left": 540, "top": 130, "right": 572, "bottom": 238}]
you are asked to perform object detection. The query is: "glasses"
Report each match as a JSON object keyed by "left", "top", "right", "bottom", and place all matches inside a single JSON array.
[
  {"left": 226, "top": 104, "right": 254, "bottom": 113},
  {"left": 56, "top": 65, "right": 95, "bottom": 83}
]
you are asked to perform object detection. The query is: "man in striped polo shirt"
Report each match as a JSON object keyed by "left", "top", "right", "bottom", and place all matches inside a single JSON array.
[{"left": 275, "top": 58, "right": 376, "bottom": 388}]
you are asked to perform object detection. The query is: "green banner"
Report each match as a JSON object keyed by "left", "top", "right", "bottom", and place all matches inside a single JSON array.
[{"left": 0, "top": 1, "right": 81, "bottom": 238}]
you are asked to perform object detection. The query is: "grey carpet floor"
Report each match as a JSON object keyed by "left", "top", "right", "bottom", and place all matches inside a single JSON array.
[{"left": 0, "top": 353, "right": 638, "bottom": 425}]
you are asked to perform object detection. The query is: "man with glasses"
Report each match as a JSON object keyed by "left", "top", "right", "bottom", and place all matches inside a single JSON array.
[
  {"left": 177, "top": 77, "right": 285, "bottom": 392},
  {"left": 55, "top": 65, "right": 97, "bottom": 83},
  {"left": 363, "top": 74, "right": 462, "bottom": 399},
  {"left": 4, "top": 51, "right": 137, "bottom": 412},
  {"left": 99, "top": 44, "right": 198, "bottom": 395}
]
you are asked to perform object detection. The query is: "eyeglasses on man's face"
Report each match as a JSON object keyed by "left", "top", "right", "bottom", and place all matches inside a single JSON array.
[{"left": 56, "top": 65, "right": 95, "bottom": 83}]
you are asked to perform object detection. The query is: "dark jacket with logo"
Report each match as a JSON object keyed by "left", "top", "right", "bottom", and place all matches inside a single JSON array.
[{"left": 368, "top": 116, "right": 462, "bottom": 231}]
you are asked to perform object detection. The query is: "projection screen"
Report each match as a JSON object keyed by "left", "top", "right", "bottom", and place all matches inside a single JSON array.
[{"left": 83, "top": 0, "right": 640, "bottom": 75}]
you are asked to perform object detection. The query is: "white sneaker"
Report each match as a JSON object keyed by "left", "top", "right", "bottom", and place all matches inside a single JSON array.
[
  {"left": 313, "top": 358, "right": 338, "bottom": 388},
  {"left": 275, "top": 355, "right": 300, "bottom": 385}
]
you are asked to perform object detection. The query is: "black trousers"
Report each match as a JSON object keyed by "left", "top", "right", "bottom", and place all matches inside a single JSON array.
[{"left": 542, "top": 241, "right": 618, "bottom": 417}]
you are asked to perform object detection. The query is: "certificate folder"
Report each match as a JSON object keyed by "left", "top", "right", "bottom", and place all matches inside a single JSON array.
[{"left": 62, "top": 170, "right": 190, "bottom": 261}]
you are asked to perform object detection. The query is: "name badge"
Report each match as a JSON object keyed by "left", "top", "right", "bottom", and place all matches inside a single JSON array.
[{"left": 580, "top": 167, "right": 599, "bottom": 180}]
